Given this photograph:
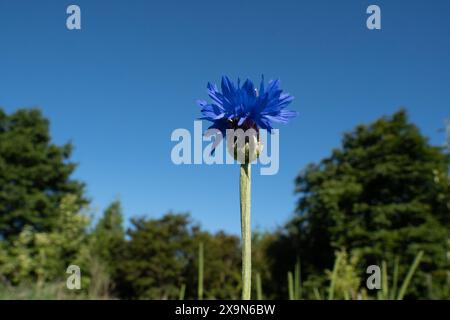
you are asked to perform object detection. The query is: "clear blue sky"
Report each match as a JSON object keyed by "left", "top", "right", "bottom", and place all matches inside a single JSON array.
[{"left": 1, "top": 0, "right": 449, "bottom": 235}]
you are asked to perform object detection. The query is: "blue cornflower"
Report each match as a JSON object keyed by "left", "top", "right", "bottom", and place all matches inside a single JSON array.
[
  {"left": 196, "top": 77, "right": 297, "bottom": 299},
  {"left": 197, "top": 75, "right": 297, "bottom": 137}
]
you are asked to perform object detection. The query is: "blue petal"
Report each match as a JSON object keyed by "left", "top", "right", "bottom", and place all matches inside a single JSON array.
[{"left": 198, "top": 75, "right": 297, "bottom": 133}]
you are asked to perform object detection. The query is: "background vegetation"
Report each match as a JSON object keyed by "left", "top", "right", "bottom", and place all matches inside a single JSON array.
[{"left": 0, "top": 108, "right": 448, "bottom": 299}]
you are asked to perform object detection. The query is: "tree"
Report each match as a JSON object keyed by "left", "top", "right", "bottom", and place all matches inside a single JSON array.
[
  {"left": 251, "top": 231, "right": 279, "bottom": 299},
  {"left": 0, "top": 195, "right": 90, "bottom": 287},
  {"left": 0, "top": 108, "right": 86, "bottom": 240},
  {"left": 271, "top": 110, "right": 450, "bottom": 298},
  {"left": 91, "top": 201, "right": 125, "bottom": 271},
  {"left": 89, "top": 200, "right": 125, "bottom": 296},
  {"left": 114, "top": 213, "right": 244, "bottom": 300},
  {"left": 185, "top": 230, "right": 241, "bottom": 299},
  {"left": 115, "top": 213, "right": 195, "bottom": 299}
]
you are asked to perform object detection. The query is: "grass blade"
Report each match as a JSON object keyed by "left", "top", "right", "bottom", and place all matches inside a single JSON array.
[
  {"left": 256, "top": 272, "right": 263, "bottom": 300},
  {"left": 313, "top": 287, "right": 322, "bottom": 300},
  {"left": 390, "top": 256, "right": 399, "bottom": 300},
  {"left": 288, "top": 271, "right": 294, "bottom": 300},
  {"left": 198, "top": 242, "right": 204, "bottom": 300},
  {"left": 397, "top": 251, "right": 424, "bottom": 300},
  {"left": 328, "top": 252, "right": 342, "bottom": 300},
  {"left": 179, "top": 284, "right": 186, "bottom": 300},
  {"left": 294, "top": 258, "right": 301, "bottom": 299},
  {"left": 382, "top": 260, "right": 388, "bottom": 300}
]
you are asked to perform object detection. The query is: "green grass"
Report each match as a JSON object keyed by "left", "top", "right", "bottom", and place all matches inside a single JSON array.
[{"left": 1, "top": 250, "right": 426, "bottom": 300}]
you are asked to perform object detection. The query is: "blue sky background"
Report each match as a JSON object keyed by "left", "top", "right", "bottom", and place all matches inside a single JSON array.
[{"left": 0, "top": 0, "right": 449, "bottom": 235}]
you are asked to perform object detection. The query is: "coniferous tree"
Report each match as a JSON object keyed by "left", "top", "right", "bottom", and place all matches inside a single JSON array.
[
  {"left": 269, "top": 110, "right": 450, "bottom": 298},
  {"left": 0, "top": 108, "right": 86, "bottom": 240}
]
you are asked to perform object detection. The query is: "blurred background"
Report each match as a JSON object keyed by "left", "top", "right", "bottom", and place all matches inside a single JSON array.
[{"left": 0, "top": 0, "right": 449, "bottom": 299}]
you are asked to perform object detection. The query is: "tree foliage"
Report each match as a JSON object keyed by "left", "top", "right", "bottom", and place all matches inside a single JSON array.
[
  {"left": 114, "top": 213, "right": 242, "bottom": 299},
  {"left": 0, "top": 195, "right": 89, "bottom": 286},
  {"left": 0, "top": 109, "right": 86, "bottom": 240},
  {"left": 91, "top": 201, "right": 124, "bottom": 276},
  {"left": 185, "top": 230, "right": 241, "bottom": 299},
  {"left": 1, "top": 108, "right": 448, "bottom": 299},
  {"left": 269, "top": 110, "right": 450, "bottom": 298},
  {"left": 115, "top": 213, "right": 194, "bottom": 299}
]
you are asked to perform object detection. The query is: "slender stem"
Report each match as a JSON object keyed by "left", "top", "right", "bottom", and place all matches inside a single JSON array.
[
  {"left": 240, "top": 163, "right": 251, "bottom": 300},
  {"left": 328, "top": 252, "right": 342, "bottom": 300},
  {"left": 313, "top": 287, "right": 322, "bottom": 300},
  {"left": 179, "top": 284, "right": 186, "bottom": 300},
  {"left": 397, "top": 251, "right": 424, "bottom": 300},
  {"left": 390, "top": 256, "right": 400, "bottom": 300},
  {"left": 256, "top": 272, "right": 263, "bottom": 300},
  {"left": 295, "top": 257, "right": 301, "bottom": 299},
  {"left": 382, "top": 260, "right": 388, "bottom": 300},
  {"left": 288, "top": 271, "right": 294, "bottom": 300},
  {"left": 198, "top": 242, "right": 204, "bottom": 300}
]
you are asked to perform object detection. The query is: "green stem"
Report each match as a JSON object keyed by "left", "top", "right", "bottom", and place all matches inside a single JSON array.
[
  {"left": 313, "top": 287, "right": 322, "bottom": 300},
  {"left": 256, "top": 272, "right": 263, "bottom": 300},
  {"left": 179, "top": 284, "right": 186, "bottom": 300},
  {"left": 382, "top": 260, "right": 388, "bottom": 300},
  {"left": 294, "top": 257, "right": 301, "bottom": 299},
  {"left": 328, "top": 252, "right": 342, "bottom": 300},
  {"left": 240, "top": 163, "right": 251, "bottom": 300},
  {"left": 288, "top": 272, "right": 294, "bottom": 300},
  {"left": 390, "top": 256, "right": 399, "bottom": 300},
  {"left": 397, "top": 251, "right": 424, "bottom": 300},
  {"left": 198, "top": 242, "right": 204, "bottom": 300}
]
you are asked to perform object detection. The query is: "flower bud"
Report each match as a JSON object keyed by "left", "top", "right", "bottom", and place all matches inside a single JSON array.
[{"left": 226, "top": 129, "right": 263, "bottom": 164}]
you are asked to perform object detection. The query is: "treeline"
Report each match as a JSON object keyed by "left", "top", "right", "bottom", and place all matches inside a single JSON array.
[{"left": 0, "top": 108, "right": 449, "bottom": 299}]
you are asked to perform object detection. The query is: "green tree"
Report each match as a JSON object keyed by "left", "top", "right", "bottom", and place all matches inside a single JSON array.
[
  {"left": 114, "top": 213, "right": 244, "bottom": 300},
  {"left": 91, "top": 201, "right": 125, "bottom": 273},
  {"left": 0, "top": 108, "right": 86, "bottom": 240},
  {"left": 271, "top": 110, "right": 450, "bottom": 298},
  {"left": 115, "top": 213, "right": 194, "bottom": 299},
  {"left": 185, "top": 231, "right": 241, "bottom": 299},
  {"left": 87, "top": 200, "right": 125, "bottom": 297},
  {"left": 0, "top": 194, "right": 90, "bottom": 287},
  {"left": 251, "top": 231, "right": 278, "bottom": 299}
]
